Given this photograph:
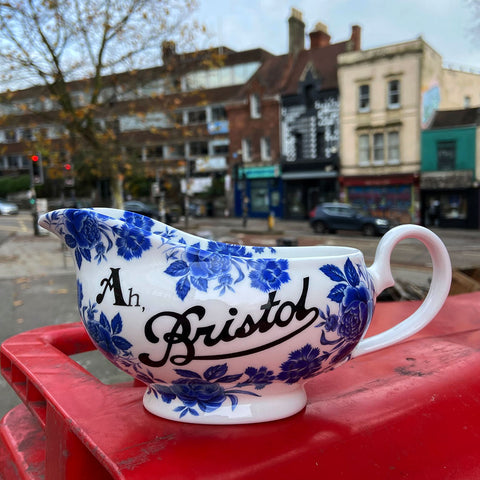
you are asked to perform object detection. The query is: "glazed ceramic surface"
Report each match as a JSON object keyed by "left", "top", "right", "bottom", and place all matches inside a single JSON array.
[{"left": 39, "top": 208, "right": 452, "bottom": 424}]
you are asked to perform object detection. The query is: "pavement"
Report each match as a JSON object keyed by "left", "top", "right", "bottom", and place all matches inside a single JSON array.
[{"left": 0, "top": 212, "right": 479, "bottom": 419}]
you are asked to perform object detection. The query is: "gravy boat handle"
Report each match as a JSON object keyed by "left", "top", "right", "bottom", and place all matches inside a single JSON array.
[{"left": 351, "top": 224, "right": 452, "bottom": 358}]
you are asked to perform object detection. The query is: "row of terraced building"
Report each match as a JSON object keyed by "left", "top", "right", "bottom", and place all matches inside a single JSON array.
[{"left": 2, "top": 8, "right": 480, "bottom": 227}]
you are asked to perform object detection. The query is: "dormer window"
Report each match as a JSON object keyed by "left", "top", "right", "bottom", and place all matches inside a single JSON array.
[{"left": 250, "top": 93, "right": 261, "bottom": 119}]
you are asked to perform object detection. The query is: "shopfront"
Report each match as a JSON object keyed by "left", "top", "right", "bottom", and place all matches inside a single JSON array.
[
  {"left": 340, "top": 174, "right": 419, "bottom": 224},
  {"left": 281, "top": 171, "right": 338, "bottom": 219},
  {"left": 420, "top": 171, "right": 479, "bottom": 228},
  {"left": 234, "top": 165, "right": 283, "bottom": 219}
]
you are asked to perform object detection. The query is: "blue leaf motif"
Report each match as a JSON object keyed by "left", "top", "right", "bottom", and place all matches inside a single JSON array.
[
  {"left": 344, "top": 258, "right": 360, "bottom": 287},
  {"left": 113, "top": 336, "right": 132, "bottom": 351},
  {"left": 111, "top": 313, "right": 122, "bottom": 335},
  {"left": 191, "top": 275, "right": 208, "bottom": 292},
  {"left": 204, "top": 364, "right": 228, "bottom": 381},
  {"left": 99, "top": 312, "right": 111, "bottom": 331},
  {"left": 176, "top": 276, "right": 190, "bottom": 301},
  {"left": 175, "top": 369, "right": 203, "bottom": 379},
  {"left": 75, "top": 249, "right": 82, "bottom": 269},
  {"left": 80, "top": 248, "right": 91, "bottom": 262},
  {"left": 320, "top": 264, "right": 346, "bottom": 282},
  {"left": 226, "top": 394, "right": 238, "bottom": 410},
  {"left": 328, "top": 284, "right": 347, "bottom": 303},
  {"left": 65, "top": 234, "right": 77, "bottom": 248},
  {"left": 217, "top": 374, "right": 243, "bottom": 383},
  {"left": 165, "top": 260, "right": 189, "bottom": 277}
]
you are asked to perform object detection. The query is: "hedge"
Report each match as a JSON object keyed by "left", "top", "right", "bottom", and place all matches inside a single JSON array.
[{"left": 0, "top": 175, "right": 31, "bottom": 197}]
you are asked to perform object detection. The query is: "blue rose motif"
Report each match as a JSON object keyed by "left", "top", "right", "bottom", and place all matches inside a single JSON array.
[
  {"left": 147, "top": 364, "right": 261, "bottom": 419},
  {"left": 318, "top": 258, "right": 375, "bottom": 364},
  {"left": 84, "top": 311, "right": 132, "bottom": 358},
  {"left": 121, "top": 211, "right": 155, "bottom": 232},
  {"left": 64, "top": 209, "right": 101, "bottom": 249},
  {"left": 187, "top": 246, "right": 231, "bottom": 279},
  {"left": 237, "top": 366, "right": 276, "bottom": 390},
  {"left": 62, "top": 209, "right": 105, "bottom": 268},
  {"left": 207, "top": 241, "right": 252, "bottom": 258},
  {"left": 277, "top": 344, "right": 325, "bottom": 384},
  {"left": 171, "top": 381, "right": 227, "bottom": 413},
  {"left": 249, "top": 258, "right": 290, "bottom": 292},
  {"left": 115, "top": 224, "right": 152, "bottom": 260},
  {"left": 338, "top": 283, "right": 372, "bottom": 341}
]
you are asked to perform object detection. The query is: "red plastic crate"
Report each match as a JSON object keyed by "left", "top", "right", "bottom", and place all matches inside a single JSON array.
[{"left": 1, "top": 292, "right": 480, "bottom": 479}]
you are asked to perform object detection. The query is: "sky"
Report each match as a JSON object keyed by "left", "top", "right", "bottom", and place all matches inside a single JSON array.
[{"left": 193, "top": 0, "right": 480, "bottom": 71}]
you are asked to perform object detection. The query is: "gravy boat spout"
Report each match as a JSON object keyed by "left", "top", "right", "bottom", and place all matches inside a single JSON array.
[{"left": 37, "top": 208, "right": 451, "bottom": 424}]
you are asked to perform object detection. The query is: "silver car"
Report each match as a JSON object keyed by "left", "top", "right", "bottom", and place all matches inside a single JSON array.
[{"left": 0, "top": 199, "right": 19, "bottom": 215}]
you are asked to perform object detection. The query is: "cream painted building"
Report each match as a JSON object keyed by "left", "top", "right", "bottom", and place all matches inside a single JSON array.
[{"left": 338, "top": 37, "right": 480, "bottom": 223}]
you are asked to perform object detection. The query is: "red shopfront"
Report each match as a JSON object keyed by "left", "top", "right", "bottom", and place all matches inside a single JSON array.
[{"left": 339, "top": 173, "right": 420, "bottom": 224}]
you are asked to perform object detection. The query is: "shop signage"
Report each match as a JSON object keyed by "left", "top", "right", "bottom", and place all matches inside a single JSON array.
[{"left": 239, "top": 165, "right": 281, "bottom": 179}]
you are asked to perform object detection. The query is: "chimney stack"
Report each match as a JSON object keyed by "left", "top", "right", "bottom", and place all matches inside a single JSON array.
[
  {"left": 348, "top": 25, "right": 361, "bottom": 51},
  {"left": 288, "top": 8, "right": 305, "bottom": 56},
  {"left": 309, "top": 22, "right": 331, "bottom": 49}
]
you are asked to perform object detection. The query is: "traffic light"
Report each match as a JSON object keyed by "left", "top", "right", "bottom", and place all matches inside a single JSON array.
[
  {"left": 30, "top": 154, "right": 44, "bottom": 185},
  {"left": 63, "top": 163, "right": 74, "bottom": 186}
]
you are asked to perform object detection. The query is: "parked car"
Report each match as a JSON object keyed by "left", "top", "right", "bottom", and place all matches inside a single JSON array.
[
  {"left": 309, "top": 202, "right": 391, "bottom": 236},
  {"left": 0, "top": 199, "right": 19, "bottom": 215},
  {"left": 123, "top": 200, "right": 177, "bottom": 224}
]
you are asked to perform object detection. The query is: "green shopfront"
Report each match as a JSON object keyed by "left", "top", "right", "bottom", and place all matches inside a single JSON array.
[
  {"left": 235, "top": 165, "right": 283, "bottom": 218},
  {"left": 421, "top": 124, "right": 479, "bottom": 229}
]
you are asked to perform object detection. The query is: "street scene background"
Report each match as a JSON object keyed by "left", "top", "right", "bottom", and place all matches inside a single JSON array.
[{"left": 1, "top": 211, "right": 480, "bottom": 417}]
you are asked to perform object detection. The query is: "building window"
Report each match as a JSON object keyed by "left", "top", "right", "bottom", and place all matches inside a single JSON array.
[
  {"left": 260, "top": 137, "right": 271, "bottom": 161},
  {"left": 358, "top": 134, "right": 370, "bottom": 165},
  {"left": 187, "top": 109, "right": 206, "bottom": 124},
  {"left": 305, "top": 84, "right": 315, "bottom": 109},
  {"left": 294, "top": 132, "right": 303, "bottom": 161},
  {"left": 387, "top": 131, "right": 400, "bottom": 164},
  {"left": 373, "top": 133, "right": 384, "bottom": 164},
  {"left": 213, "top": 143, "right": 229, "bottom": 155},
  {"left": 22, "top": 128, "right": 33, "bottom": 141},
  {"left": 146, "top": 145, "right": 164, "bottom": 159},
  {"left": 241, "top": 138, "right": 252, "bottom": 161},
  {"left": 211, "top": 106, "right": 227, "bottom": 121},
  {"left": 7, "top": 155, "right": 19, "bottom": 168},
  {"left": 189, "top": 141, "right": 208, "bottom": 156},
  {"left": 464, "top": 96, "right": 471, "bottom": 108},
  {"left": 387, "top": 79, "right": 400, "bottom": 109},
  {"left": 250, "top": 93, "right": 261, "bottom": 119},
  {"left": 5, "top": 129, "right": 16, "bottom": 143},
  {"left": 167, "top": 143, "right": 185, "bottom": 158},
  {"left": 358, "top": 84, "right": 370, "bottom": 112},
  {"left": 316, "top": 128, "right": 325, "bottom": 160},
  {"left": 437, "top": 141, "right": 456, "bottom": 170}
]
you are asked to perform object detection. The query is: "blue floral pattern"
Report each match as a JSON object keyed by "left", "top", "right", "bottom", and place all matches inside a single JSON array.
[
  {"left": 317, "top": 258, "right": 375, "bottom": 363},
  {"left": 42, "top": 209, "right": 154, "bottom": 268},
  {"left": 147, "top": 364, "right": 263, "bottom": 418},
  {"left": 57, "top": 209, "right": 378, "bottom": 420},
  {"left": 277, "top": 344, "right": 329, "bottom": 384},
  {"left": 164, "top": 241, "right": 289, "bottom": 300},
  {"left": 43, "top": 209, "right": 288, "bottom": 300}
]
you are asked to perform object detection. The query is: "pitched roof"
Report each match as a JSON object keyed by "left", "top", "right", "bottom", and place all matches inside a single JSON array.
[
  {"left": 234, "top": 40, "right": 348, "bottom": 100},
  {"left": 281, "top": 41, "right": 348, "bottom": 94},
  {"left": 430, "top": 107, "right": 480, "bottom": 128}
]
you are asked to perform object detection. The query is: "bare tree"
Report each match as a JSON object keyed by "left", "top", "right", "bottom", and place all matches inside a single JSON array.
[{"left": 0, "top": 0, "right": 206, "bottom": 207}]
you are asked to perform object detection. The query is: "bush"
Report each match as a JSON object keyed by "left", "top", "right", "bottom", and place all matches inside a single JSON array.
[{"left": 0, "top": 174, "right": 30, "bottom": 197}]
